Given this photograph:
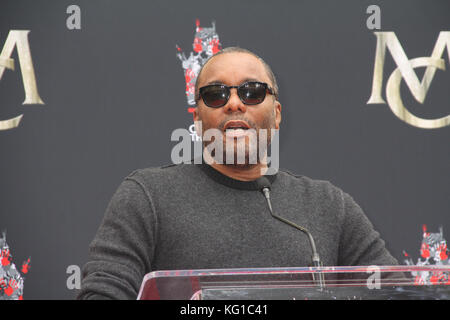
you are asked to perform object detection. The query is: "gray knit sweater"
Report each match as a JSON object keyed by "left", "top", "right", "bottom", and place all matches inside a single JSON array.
[{"left": 78, "top": 162, "right": 398, "bottom": 299}]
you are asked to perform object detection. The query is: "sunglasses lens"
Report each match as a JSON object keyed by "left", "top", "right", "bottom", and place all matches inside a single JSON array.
[
  {"left": 239, "top": 82, "right": 266, "bottom": 105},
  {"left": 201, "top": 86, "right": 228, "bottom": 108}
]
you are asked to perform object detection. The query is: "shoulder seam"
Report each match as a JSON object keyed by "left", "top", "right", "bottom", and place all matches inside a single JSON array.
[
  {"left": 278, "top": 168, "right": 305, "bottom": 180},
  {"left": 280, "top": 169, "right": 341, "bottom": 189},
  {"left": 160, "top": 163, "right": 178, "bottom": 169}
]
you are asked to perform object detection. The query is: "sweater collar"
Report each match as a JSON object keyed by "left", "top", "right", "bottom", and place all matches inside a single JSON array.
[{"left": 196, "top": 159, "right": 277, "bottom": 191}]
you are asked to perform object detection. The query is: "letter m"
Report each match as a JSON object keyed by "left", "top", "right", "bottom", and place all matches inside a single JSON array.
[{"left": 367, "top": 31, "right": 450, "bottom": 105}]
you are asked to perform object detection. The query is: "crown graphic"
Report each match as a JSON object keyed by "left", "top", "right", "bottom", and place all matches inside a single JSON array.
[
  {"left": 0, "top": 232, "right": 31, "bottom": 300},
  {"left": 403, "top": 225, "right": 449, "bottom": 285},
  {"left": 176, "top": 19, "right": 222, "bottom": 113}
]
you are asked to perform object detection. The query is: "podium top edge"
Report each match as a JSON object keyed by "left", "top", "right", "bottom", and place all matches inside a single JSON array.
[{"left": 142, "top": 265, "right": 450, "bottom": 281}]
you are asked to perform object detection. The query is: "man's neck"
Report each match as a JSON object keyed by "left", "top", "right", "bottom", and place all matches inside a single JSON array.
[
  {"left": 210, "top": 163, "right": 268, "bottom": 181},
  {"left": 203, "top": 149, "right": 268, "bottom": 181},
  {"left": 202, "top": 152, "right": 268, "bottom": 181}
]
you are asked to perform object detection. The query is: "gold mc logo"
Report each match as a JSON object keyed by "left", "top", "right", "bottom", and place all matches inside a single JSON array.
[
  {"left": 367, "top": 31, "right": 450, "bottom": 129},
  {"left": 0, "top": 30, "right": 44, "bottom": 131}
]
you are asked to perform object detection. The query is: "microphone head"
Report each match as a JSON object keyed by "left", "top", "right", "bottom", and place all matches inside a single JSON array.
[{"left": 255, "top": 176, "right": 271, "bottom": 191}]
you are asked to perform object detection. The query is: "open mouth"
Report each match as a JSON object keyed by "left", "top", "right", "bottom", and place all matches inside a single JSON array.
[
  {"left": 223, "top": 120, "right": 251, "bottom": 132},
  {"left": 225, "top": 127, "right": 249, "bottom": 131},
  {"left": 223, "top": 121, "right": 253, "bottom": 139}
]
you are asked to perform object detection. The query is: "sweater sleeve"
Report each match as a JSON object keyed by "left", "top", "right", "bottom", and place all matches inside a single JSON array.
[
  {"left": 77, "top": 176, "right": 157, "bottom": 300},
  {"left": 338, "top": 191, "right": 399, "bottom": 267}
]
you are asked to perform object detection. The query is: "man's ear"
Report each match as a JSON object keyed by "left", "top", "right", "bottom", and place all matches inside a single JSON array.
[
  {"left": 193, "top": 107, "right": 202, "bottom": 134},
  {"left": 274, "top": 101, "right": 281, "bottom": 129},
  {"left": 193, "top": 107, "right": 199, "bottom": 122}
]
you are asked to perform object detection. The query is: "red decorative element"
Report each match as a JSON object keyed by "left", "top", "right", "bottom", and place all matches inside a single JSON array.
[
  {"left": 422, "top": 224, "right": 430, "bottom": 237},
  {"left": 4, "top": 285, "right": 13, "bottom": 296},
  {"left": 430, "top": 274, "right": 439, "bottom": 284},
  {"left": 210, "top": 39, "right": 221, "bottom": 54},
  {"left": 1, "top": 249, "right": 11, "bottom": 266},
  {"left": 22, "top": 258, "right": 31, "bottom": 274},
  {"left": 421, "top": 243, "right": 430, "bottom": 258},
  {"left": 193, "top": 37, "right": 202, "bottom": 53},
  {"left": 439, "top": 244, "right": 448, "bottom": 260}
]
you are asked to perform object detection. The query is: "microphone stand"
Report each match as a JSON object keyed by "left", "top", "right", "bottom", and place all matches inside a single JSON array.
[{"left": 261, "top": 186, "right": 325, "bottom": 290}]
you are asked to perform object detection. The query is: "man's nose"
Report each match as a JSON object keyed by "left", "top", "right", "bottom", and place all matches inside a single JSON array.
[{"left": 223, "top": 88, "right": 247, "bottom": 114}]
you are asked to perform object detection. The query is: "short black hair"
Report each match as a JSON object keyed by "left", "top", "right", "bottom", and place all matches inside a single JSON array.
[{"left": 195, "top": 47, "right": 279, "bottom": 104}]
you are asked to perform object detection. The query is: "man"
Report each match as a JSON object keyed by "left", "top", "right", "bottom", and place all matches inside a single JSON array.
[{"left": 78, "top": 47, "right": 398, "bottom": 300}]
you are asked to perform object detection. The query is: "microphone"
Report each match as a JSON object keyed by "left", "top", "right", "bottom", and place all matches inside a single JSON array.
[{"left": 256, "top": 177, "right": 325, "bottom": 289}]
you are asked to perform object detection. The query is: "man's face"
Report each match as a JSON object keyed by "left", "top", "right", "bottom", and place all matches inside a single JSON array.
[{"left": 193, "top": 52, "right": 281, "bottom": 165}]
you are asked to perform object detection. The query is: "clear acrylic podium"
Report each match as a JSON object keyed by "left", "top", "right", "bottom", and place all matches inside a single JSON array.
[{"left": 137, "top": 265, "right": 450, "bottom": 300}]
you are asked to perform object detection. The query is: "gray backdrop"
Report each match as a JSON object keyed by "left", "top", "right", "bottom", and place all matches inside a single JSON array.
[{"left": 0, "top": 0, "right": 449, "bottom": 299}]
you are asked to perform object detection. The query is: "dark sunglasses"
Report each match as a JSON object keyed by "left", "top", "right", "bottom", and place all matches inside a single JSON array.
[{"left": 197, "top": 81, "right": 275, "bottom": 108}]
